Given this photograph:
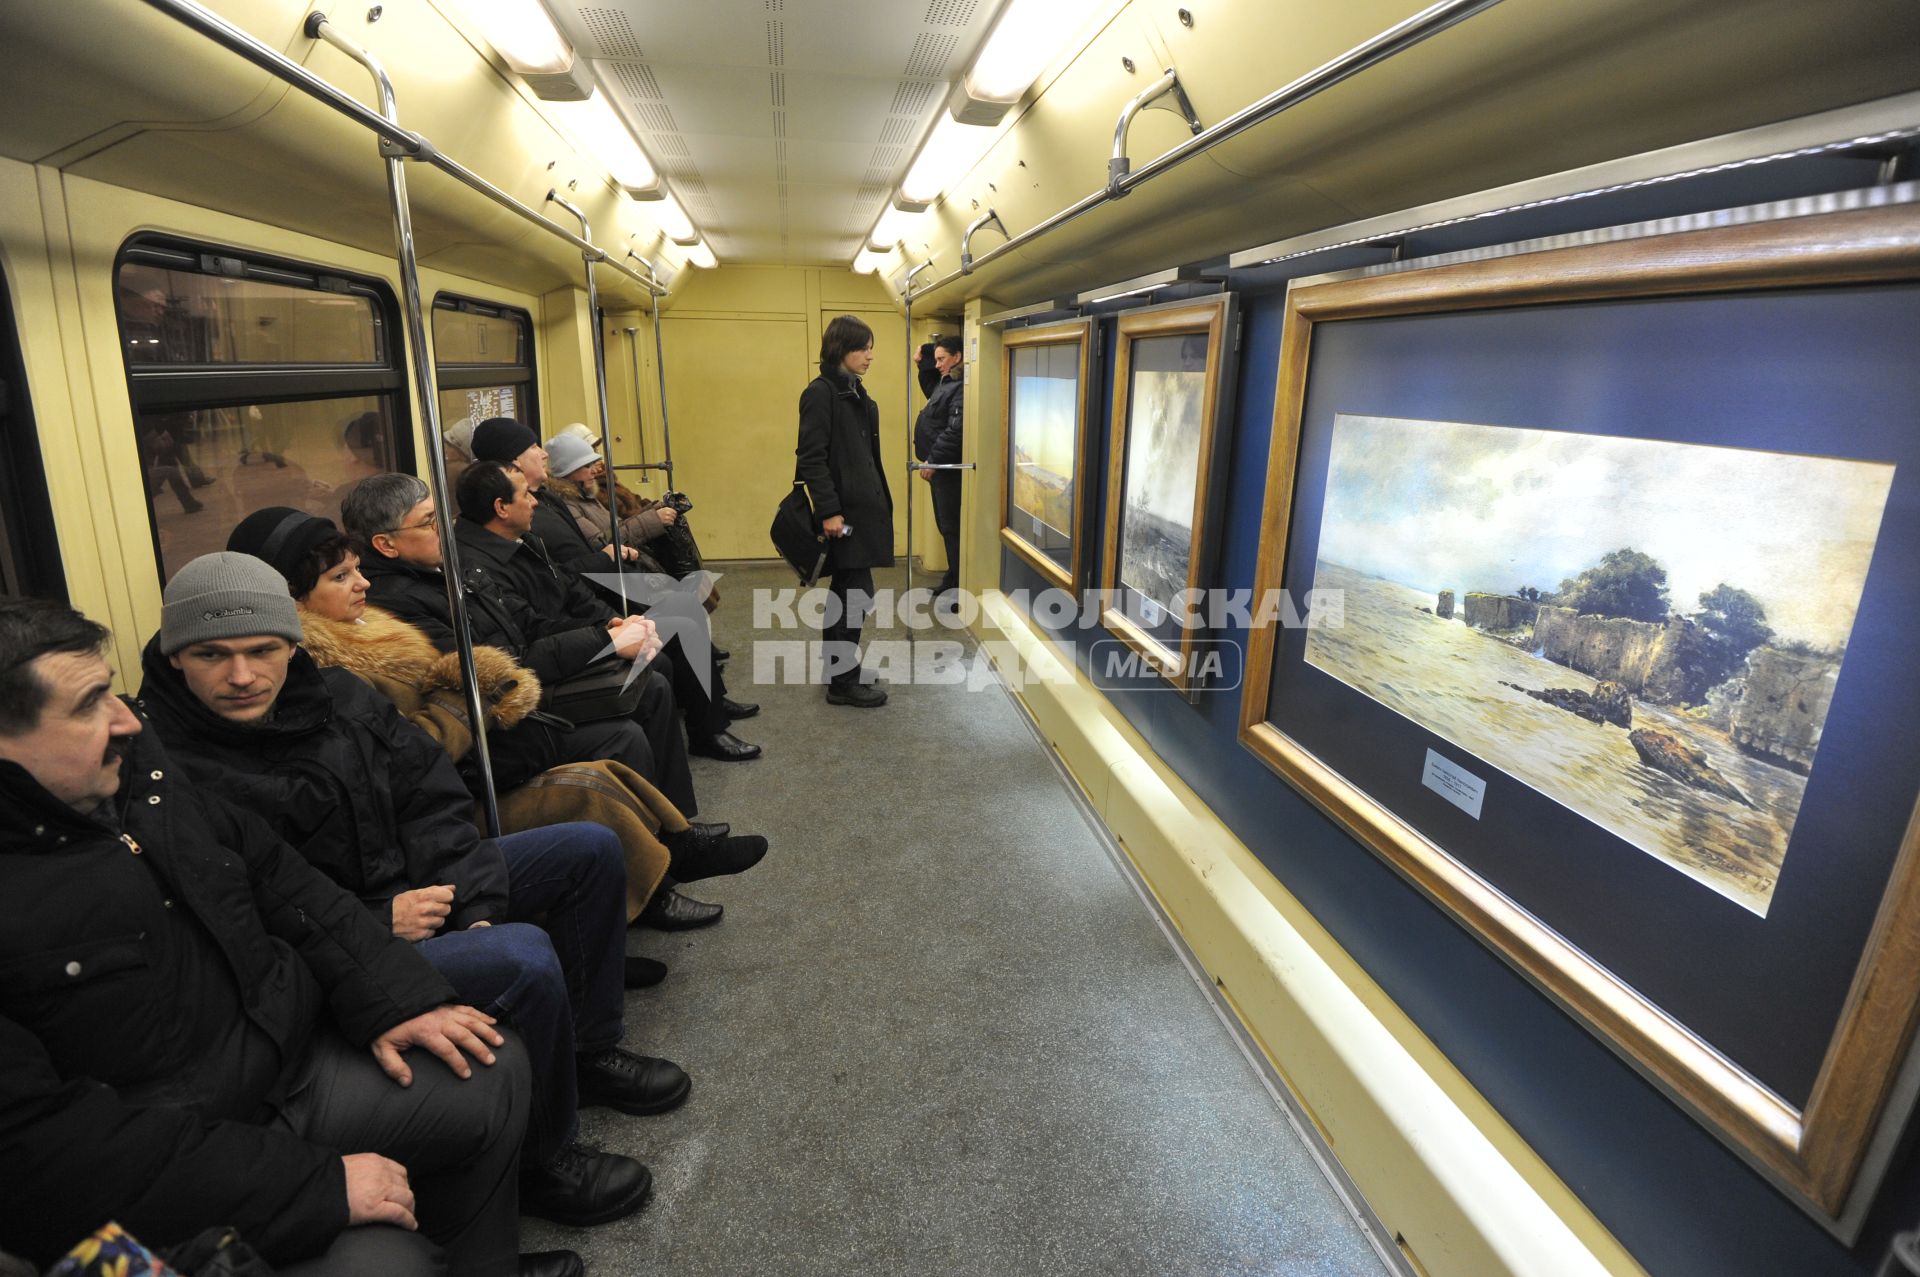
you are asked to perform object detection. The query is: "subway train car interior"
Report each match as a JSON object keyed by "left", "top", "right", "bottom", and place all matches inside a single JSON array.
[{"left": 4, "top": 1, "right": 1920, "bottom": 1274}]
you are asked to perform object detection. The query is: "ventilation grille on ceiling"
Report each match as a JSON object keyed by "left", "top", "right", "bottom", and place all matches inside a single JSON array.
[
  {"left": 889, "top": 80, "right": 939, "bottom": 117},
  {"left": 772, "top": 112, "right": 786, "bottom": 139},
  {"left": 575, "top": 6, "right": 642, "bottom": 59},
  {"left": 766, "top": 21, "right": 785, "bottom": 67},
  {"left": 769, "top": 70, "right": 785, "bottom": 109},
  {"left": 903, "top": 32, "right": 958, "bottom": 78},
  {"left": 607, "top": 61, "right": 661, "bottom": 102},
  {"left": 654, "top": 135, "right": 690, "bottom": 157},
  {"left": 633, "top": 101, "right": 678, "bottom": 133},
  {"left": 878, "top": 117, "right": 914, "bottom": 146},
  {"left": 765, "top": 0, "right": 783, "bottom": 9},
  {"left": 924, "top": 0, "right": 977, "bottom": 25}
]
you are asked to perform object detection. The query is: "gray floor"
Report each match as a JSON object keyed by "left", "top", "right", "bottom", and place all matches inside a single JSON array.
[{"left": 524, "top": 563, "right": 1391, "bottom": 1276}]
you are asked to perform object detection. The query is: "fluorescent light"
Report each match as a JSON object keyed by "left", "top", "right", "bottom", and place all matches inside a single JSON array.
[
  {"left": 550, "top": 91, "right": 657, "bottom": 193},
  {"left": 652, "top": 192, "right": 697, "bottom": 244},
  {"left": 868, "top": 205, "right": 918, "bottom": 250},
  {"left": 851, "top": 248, "right": 885, "bottom": 274},
  {"left": 900, "top": 114, "right": 998, "bottom": 204},
  {"left": 966, "top": 0, "right": 1104, "bottom": 103},
  {"left": 683, "top": 240, "right": 717, "bottom": 270},
  {"left": 462, "top": 0, "right": 573, "bottom": 75}
]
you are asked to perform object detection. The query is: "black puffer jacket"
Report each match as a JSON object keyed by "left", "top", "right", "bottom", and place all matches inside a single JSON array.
[
  {"left": 796, "top": 369, "right": 895, "bottom": 572},
  {"left": 361, "top": 539, "right": 611, "bottom": 688},
  {"left": 913, "top": 374, "right": 964, "bottom": 467},
  {"left": 0, "top": 708, "right": 454, "bottom": 1266},
  {"left": 138, "top": 639, "right": 508, "bottom": 934}
]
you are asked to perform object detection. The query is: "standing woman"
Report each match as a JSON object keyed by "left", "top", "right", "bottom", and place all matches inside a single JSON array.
[{"left": 796, "top": 314, "right": 893, "bottom": 707}]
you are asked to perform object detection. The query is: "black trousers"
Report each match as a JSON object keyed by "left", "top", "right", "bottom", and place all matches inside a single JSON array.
[
  {"left": 270, "top": 1026, "right": 532, "bottom": 1277},
  {"left": 822, "top": 566, "right": 875, "bottom": 686},
  {"left": 930, "top": 474, "right": 961, "bottom": 595}
]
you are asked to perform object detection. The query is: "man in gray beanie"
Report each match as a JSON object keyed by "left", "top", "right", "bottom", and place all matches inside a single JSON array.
[{"left": 156, "top": 551, "right": 306, "bottom": 720}]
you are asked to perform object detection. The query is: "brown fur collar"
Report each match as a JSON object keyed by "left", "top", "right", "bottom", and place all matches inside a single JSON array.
[
  {"left": 548, "top": 473, "right": 650, "bottom": 520},
  {"left": 297, "top": 605, "right": 542, "bottom": 729}
]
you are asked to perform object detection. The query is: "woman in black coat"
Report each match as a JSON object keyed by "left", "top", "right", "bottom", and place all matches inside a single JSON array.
[{"left": 795, "top": 314, "right": 894, "bottom": 707}]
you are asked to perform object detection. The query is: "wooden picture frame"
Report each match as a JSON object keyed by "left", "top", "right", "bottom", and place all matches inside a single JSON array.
[
  {"left": 1098, "top": 295, "right": 1237, "bottom": 695},
  {"left": 999, "top": 318, "right": 1094, "bottom": 592},
  {"left": 1240, "top": 202, "right": 1920, "bottom": 1229}
]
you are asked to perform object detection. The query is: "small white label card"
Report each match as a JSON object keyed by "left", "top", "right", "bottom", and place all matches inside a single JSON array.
[{"left": 1421, "top": 749, "right": 1486, "bottom": 820}]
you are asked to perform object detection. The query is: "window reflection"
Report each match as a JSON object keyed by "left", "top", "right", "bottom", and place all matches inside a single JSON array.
[{"left": 116, "top": 263, "right": 383, "bottom": 365}]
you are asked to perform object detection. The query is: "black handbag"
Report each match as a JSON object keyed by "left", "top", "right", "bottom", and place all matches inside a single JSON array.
[
  {"left": 539, "top": 659, "right": 648, "bottom": 722},
  {"left": 770, "top": 480, "right": 829, "bottom": 584}
]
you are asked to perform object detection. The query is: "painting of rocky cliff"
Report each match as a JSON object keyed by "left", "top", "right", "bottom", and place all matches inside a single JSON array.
[
  {"left": 1118, "top": 334, "right": 1210, "bottom": 615},
  {"left": 1008, "top": 342, "right": 1080, "bottom": 550},
  {"left": 1303, "top": 413, "right": 1896, "bottom": 916}
]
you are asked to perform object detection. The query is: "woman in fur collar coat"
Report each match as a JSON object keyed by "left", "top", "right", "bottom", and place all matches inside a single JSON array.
[{"left": 269, "top": 522, "right": 689, "bottom": 923}]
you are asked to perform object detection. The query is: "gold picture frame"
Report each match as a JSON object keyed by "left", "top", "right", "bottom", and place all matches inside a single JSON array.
[
  {"left": 1239, "top": 203, "right": 1920, "bottom": 1225},
  {"left": 1099, "top": 295, "right": 1236, "bottom": 695},
  {"left": 999, "top": 318, "right": 1094, "bottom": 592}
]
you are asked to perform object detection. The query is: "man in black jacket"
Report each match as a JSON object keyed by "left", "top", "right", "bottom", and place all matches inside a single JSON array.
[
  {"left": 138, "top": 553, "right": 690, "bottom": 1230},
  {"left": 0, "top": 598, "right": 533, "bottom": 1276},
  {"left": 466, "top": 418, "right": 761, "bottom": 763},
  {"left": 913, "top": 333, "right": 966, "bottom": 607},
  {"left": 346, "top": 471, "right": 701, "bottom": 818}
]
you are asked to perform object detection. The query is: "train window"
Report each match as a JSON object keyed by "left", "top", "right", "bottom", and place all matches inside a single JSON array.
[
  {"left": 432, "top": 295, "right": 536, "bottom": 469},
  {"left": 114, "top": 238, "right": 409, "bottom": 582},
  {"left": 0, "top": 268, "right": 67, "bottom": 600}
]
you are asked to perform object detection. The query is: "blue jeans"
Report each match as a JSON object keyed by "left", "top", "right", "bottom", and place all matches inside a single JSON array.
[{"left": 416, "top": 822, "right": 627, "bottom": 1162}]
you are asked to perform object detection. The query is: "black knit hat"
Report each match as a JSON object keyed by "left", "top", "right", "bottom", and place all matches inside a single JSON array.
[
  {"left": 227, "top": 507, "right": 340, "bottom": 586},
  {"left": 471, "top": 417, "right": 540, "bottom": 463}
]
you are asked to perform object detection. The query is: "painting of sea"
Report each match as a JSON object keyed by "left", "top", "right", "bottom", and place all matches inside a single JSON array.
[
  {"left": 1118, "top": 333, "right": 1210, "bottom": 614},
  {"left": 1008, "top": 341, "right": 1080, "bottom": 552},
  {"left": 1303, "top": 414, "right": 1896, "bottom": 916}
]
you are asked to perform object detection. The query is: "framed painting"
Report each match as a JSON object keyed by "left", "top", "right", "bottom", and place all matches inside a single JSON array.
[
  {"left": 1000, "top": 318, "right": 1094, "bottom": 592},
  {"left": 1239, "top": 201, "right": 1920, "bottom": 1231},
  {"left": 1099, "top": 294, "right": 1238, "bottom": 695}
]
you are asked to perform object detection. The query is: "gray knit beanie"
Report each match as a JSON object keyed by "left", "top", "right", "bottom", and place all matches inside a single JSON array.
[{"left": 160, "top": 552, "right": 304, "bottom": 655}]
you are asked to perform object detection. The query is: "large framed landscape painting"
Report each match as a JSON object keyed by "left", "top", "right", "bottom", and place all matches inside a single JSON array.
[
  {"left": 1099, "top": 295, "right": 1236, "bottom": 695},
  {"left": 1239, "top": 203, "right": 1920, "bottom": 1232},
  {"left": 1001, "top": 319, "right": 1093, "bottom": 591}
]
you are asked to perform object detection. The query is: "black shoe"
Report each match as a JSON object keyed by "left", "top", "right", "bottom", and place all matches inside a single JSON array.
[
  {"left": 518, "top": 1252, "right": 586, "bottom": 1277},
  {"left": 687, "top": 819, "right": 729, "bottom": 838},
  {"left": 638, "top": 885, "right": 724, "bottom": 930},
  {"left": 688, "top": 729, "right": 761, "bottom": 761},
  {"left": 520, "top": 1143, "right": 652, "bottom": 1228},
  {"left": 625, "top": 955, "right": 668, "bottom": 988},
  {"left": 576, "top": 1047, "right": 691, "bottom": 1115},
  {"left": 719, "top": 696, "right": 759, "bottom": 720},
  {"left": 826, "top": 680, "right": 887, "bottom": 708},
  {"left": 712, "top": 646, "right": 731, "bottom": 662},
  {"left": 180, "top": 498, "right": 205, "bottom": 514},
  {"left": 662, "top": 824, "right": 768, "bottom": 882}
]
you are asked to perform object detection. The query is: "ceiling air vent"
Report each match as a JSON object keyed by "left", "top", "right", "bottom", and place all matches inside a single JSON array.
[
  {"left": 889, "top": 80, "right": 938, "bottom": 117},
  {"left": 635, "top": 102, "right": 679, "bottom": 133},
  {"left": 575, "top": 7, "right": 643, "bottom": 59},
  {"left": 904, "top": 32, "right": 958, "bottom": 78},
  {"left": 607, "top": 61, "right": 662, "bottom": 102},
  {"left": 766, "top": 21, "right": 785, "bottom": 67},
  {"left": 770, "top": 70, "right": 785, "bottom": 109},
  {"left": 879, "top": 118, "right": 913, "bottom": 146},
  {"left": 923, "top": 0, "right": 977, "bottom": 25}
]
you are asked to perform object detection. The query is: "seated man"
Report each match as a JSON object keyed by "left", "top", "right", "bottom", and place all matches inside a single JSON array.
[
  {"left": 467, "top": 418, "right": 760, "bottom": 763},
  {"left": 136, "top": 554, "right": 688, "bottom": 1229},
  {"left": 0, "top": 598, "right": 537, "bottom": 1277},
  {"left": 346, "top": 471, "right": 701, "bottom": 817},
  {"left": 346, "top": 472, "right": 726, "bottom": 932}
]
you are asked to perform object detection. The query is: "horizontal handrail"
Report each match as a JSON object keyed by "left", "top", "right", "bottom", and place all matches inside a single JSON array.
[
  {"left": 142, "top": 0, "right": 667, "bottom": 297},
  {"left": 906, "top": 0, "right": 1504, "bottom": 303}
]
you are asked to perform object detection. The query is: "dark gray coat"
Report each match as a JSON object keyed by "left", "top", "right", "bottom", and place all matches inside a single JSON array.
[{"left": 796, "top": 369, "right": 895, "bottom": 572}]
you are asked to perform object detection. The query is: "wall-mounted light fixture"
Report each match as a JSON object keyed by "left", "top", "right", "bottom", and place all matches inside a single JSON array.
[
  {"left": 460, "top": 0, "right": 593, "bottom": 100},
  {"left": 950, "top": 0, "right": 1104, "bottom": 123},
  {"left": 652, "top": 192, "right": 698, "bottom": 244},
  {"left": 850, "top": 247, "right": 887, "bottom": 275},
  {"left": 868, "top": 204, "right": 921, "bottom": 250},
  {"left": 681, "top": 240, "right": 717, "bottom": 270},
  {"left": 550, "top": 90, "right": 658, "bottom": 195}
]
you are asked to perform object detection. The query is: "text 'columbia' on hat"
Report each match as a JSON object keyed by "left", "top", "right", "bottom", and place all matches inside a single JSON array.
[
  {"left": 160, "top": 552, "right": 303, "bottom": 655},
  {"left": 471, "top": 417, "right": 540, "bottom": 463},
  {"left": 545, "top": 431, "right": 598, "bottom": 479}
]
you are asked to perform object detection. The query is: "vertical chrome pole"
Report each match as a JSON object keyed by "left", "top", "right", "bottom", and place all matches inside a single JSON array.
[
  {"left": 901, "top": 259, "right": 933, "bottom": 624},
  {"left": 623, "top": 326, "right": 649, "bottom": 473},
  {"left": 308, "top": 10, "right": 499, "bottom": 833},
  {"left": 548, "top": 192, "right": 629, "bottom": 615},
  {"left": 644, "top": 259, "right": 676, "bottom": 486}
]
